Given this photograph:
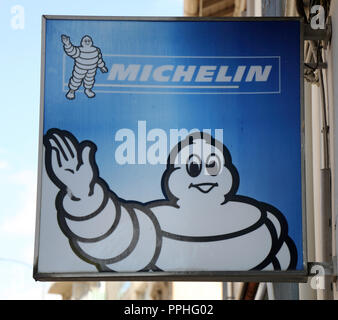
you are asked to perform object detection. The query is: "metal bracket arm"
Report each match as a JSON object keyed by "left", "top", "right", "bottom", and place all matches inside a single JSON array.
[{"left": 304, "top": 62, "right": 328, "bottom": 70}]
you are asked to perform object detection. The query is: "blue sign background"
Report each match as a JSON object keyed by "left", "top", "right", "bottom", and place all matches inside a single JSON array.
[{"left": 43, "top": 19, "right": 303, "bottom": 270}]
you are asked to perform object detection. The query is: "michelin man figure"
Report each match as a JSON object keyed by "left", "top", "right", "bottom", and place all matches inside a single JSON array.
[
  {"left": 61, "top": 34, "right": 108, "bottom": 100},
  {"left": 44, "top": 129, "right": 297, "bottom": 272}
]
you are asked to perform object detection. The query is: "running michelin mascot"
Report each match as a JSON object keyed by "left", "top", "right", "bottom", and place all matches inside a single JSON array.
[
  {"left": 44, "top": 129, "right": 297, "bottom": 272},
  {"left": 61, "top": 34, "right": 108, "bottom": 100}
]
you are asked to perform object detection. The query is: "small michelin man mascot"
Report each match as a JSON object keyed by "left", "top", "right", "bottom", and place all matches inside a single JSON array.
[
  {"left": 44, "top": 129, "right": 297, "bottom": 272},
  {"left": 61, "top": 34, "right": 108, "bottom": 100}
]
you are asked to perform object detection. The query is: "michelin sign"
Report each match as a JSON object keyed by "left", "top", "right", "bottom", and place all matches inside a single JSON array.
[{"left": 34, "top": 17, "right": 306, "bottom": 281}]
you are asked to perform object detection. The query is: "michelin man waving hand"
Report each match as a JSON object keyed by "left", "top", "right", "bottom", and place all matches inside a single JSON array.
[
  {"left": 61, "top": 34, "right": 108, "bottom": 100},
  {"left": 44, "top": 129, "right": 297, "bottom": 272}
]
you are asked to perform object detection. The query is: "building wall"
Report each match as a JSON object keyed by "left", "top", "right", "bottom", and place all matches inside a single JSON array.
[
  {"left": 326, "top": 0, "right": 338, "bottom": 299},
  {"left": 105, "top": 282, "right": 172, "bottom": 300},
  {"left": 172, "top": 282, "right": 223, "bottom": 300}
]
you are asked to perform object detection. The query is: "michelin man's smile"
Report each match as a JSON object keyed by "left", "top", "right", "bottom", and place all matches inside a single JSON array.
[{"left": 189, "top": 182, "right": 219, "bottom": 194}]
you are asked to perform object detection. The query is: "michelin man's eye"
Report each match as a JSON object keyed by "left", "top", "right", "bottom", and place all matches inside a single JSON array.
[
  {"left": 206, "top": 154, "right": 221, "bottom": 176},
  {"left": 186, "top": 154, "right": 202, "bottom": 178}
]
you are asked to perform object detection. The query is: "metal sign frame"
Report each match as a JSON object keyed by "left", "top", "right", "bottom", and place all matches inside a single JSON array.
[{"left": 34, "top": 15, "right": 307, "bottom": 283}]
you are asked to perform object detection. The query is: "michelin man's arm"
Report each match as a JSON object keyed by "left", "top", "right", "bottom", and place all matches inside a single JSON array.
[
  {"left": 265, "top": 206, "right": 298, "bottom": 270},
  {"left": 44, "top": 129, "right": 159, "bottom": 271},
  {"left": 61, "top": 34, "right": 80, "bottom": 59},
  {"left": 43, "top": 129, "right": 118, "bottom": 256},
  {"left": 97, "top": 49, "right": 108, "bottom": 73}
]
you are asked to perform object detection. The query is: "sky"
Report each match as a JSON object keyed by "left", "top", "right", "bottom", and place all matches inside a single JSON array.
[{"left": 0, "top": 0, "right": 183, "bottom": 300}]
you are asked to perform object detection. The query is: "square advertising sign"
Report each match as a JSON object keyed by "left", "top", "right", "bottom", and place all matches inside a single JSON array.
[{"left": 34, "top": 16, "right": 306, "bottom": 281}]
